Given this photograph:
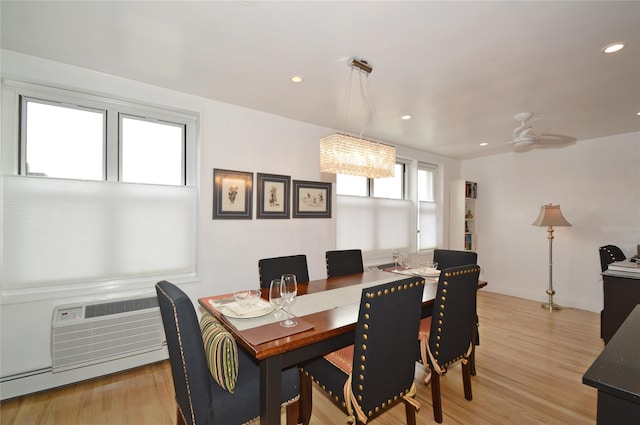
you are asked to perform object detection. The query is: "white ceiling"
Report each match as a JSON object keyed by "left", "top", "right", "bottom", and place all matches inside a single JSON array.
[{"left": 2, "top": 1, "right": 639, "bottom": 159}]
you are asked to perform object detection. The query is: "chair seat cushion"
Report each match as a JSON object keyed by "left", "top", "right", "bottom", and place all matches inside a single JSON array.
[
  {"left": 200, "top": 313, "right": 239, "bottom": 393},
  {"left": 324, "top": 345, "right": 354, "bottom": 373}
]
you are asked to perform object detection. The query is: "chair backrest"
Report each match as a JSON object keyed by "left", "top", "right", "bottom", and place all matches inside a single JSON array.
[
  {"left": 258, "top": 254, "right": 309, "bottom": 288},
  {"left": 433, "top": 249, "right": 478, "bottom": 270},
  {"left": 325, "top": 249, "right": 364, "bottom": 278},
  {"left": 350, "top": 276, "right": 425, "bottom": 421},
  {"left": 427, "top": 265, "right": 481, "bottom": 372},
  {"left": 156, "top": 280, "right": 212, "bottom": 425},
  {"left": 599, "top": 245, "right": 626, "bottom": 272}
]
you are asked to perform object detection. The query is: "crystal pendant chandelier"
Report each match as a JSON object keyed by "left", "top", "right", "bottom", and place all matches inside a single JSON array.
[{"left": 319, "top": 58, "right": 396, "bottom": 179}]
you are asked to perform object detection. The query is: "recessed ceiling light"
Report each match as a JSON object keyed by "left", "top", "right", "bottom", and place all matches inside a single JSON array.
[
  {"left": 289, "top": 75, "right": 304, "bottom": 83},
  {"left": 401, "top": 115, "right": 412, "bottom": 120},
  {"left": 480, "top": 142, "right": 489, "bottom": 147},
  {"left": 602, "top": 42, "right": 625, "bottom": 54}
]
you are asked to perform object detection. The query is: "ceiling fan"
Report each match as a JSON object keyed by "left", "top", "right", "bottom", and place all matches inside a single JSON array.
[{"left": 509, "top": 112, "right": 576, "bottom": 151}]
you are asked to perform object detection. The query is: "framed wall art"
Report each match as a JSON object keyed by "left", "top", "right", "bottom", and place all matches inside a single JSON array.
[
  {"left": 292, "top": 180, "right": 332, "bottom": 219},
  {"left": 212, "top": 168, "right": 253, "bottom": 219},
  {"left": 256, "top": 173, "right": 291, "bottom": 219}
]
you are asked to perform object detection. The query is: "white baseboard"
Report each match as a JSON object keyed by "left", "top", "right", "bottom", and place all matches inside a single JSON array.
[
  {"left": 482, "top": 286, "right": 601, "bottom": 313},
  {"left": 0, "top": 346, "right": 168, "bottom": 400}
]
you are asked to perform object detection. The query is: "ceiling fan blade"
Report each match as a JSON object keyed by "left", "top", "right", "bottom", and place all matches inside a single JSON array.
[{"left": 535, "top": 133, "right": 577, "bottom": 148}]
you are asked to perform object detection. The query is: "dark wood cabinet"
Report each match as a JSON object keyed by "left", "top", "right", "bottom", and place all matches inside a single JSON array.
[
  {"left": 600, "top": 270, "right": 640, "bottom": 344},
  {"left": 584, "top": 305, "right": 640, "bottom": 425}
]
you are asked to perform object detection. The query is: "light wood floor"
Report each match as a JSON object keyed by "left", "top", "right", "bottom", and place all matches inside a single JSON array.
[{"left": 1, "top": 291, "right": 603, "bottom": 424}]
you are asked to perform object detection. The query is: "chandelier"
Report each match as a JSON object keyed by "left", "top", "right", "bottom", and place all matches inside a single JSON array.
[
  {"left": 320, "top": 133, "right": 395, "bottom": 178},
  {"left": 319, "top": 58, "right": 396, "bottom": 179}
]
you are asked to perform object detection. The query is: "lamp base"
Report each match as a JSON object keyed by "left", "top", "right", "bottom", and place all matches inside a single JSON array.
[{"left": 541, "top": 301, "right": 562, "bottom": 311}]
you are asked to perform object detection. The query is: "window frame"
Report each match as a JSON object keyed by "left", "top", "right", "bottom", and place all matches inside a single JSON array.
[
  {"left": 1, "top": 80, "right": 200, "bottom": 300},
  {"left": 336, "top": 161, "right": 408, "bottom": 199},
  {"left": 118, "top": 113, "right": 187, "bottom": 185},
  {"left": 20, "top": 96, "right": 108, "bottom": 180},
  {"left": 417, "top": 162, "right": 439, "bottom": 251},
  {"left": 5, "top": 80, "right": 197, "bottom": 186}
]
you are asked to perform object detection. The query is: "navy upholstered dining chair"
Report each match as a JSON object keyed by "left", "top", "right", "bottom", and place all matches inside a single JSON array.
[
  {"left": 299, "top": 276, "right": 425, "bottom": 425},
  {"left": 258, "top": 254, "right": 310, "bottom": 288},
  {"left": 599, "top": 245, "right": 626, "bottom": 272},
  {"left": 325, "top": 249, "right": 364, "bottom": 278},
  {"left": 155, "top": 280, "right": 303, "bottom": 425},
  {"left": 433, "top": 248, "right": 477, "bottom": 271},
  {"left": 418, "top": 265, "right": 481, "bottom": 423},
  {"left": 431, "top": 248, "right": 480, "bottom": 374}
]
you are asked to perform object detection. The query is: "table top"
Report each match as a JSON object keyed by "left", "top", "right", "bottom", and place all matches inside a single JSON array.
[
  {"left": 198, "top": 269, "right": 486, "bottom": 361},
  {"left": 583, "top": 304, "right": 640, "bottom": 403},
  {"left": 602, "top": 269, "right": 640, "bottom": 280}
]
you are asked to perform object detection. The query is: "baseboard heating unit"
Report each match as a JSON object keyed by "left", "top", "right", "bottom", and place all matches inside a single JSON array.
[{"left": 51, "top": 296, "right": 164, "bottom": 372}]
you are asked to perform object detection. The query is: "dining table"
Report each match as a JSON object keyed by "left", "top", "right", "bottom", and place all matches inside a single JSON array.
[{"left": 198, "top": 268, "right": 487, "bottom": 425}]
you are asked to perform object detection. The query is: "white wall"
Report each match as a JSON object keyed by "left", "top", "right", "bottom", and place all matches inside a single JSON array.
[
  {"left": 0, "top": 51, "right": 457, "bottom": 398},
  {"left": 462, "top": 132, "right": 640, "bottom": 312}
]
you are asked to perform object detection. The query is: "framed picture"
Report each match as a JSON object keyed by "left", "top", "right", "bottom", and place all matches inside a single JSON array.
[
  {"left": 292, "top": 180, "right": 332, "bottom": 219},
  {"left": 257, "top": 173, "right": 291, "bottom": 219},
  {"left": 212, "top": 169, "right": 253, "bottom": 219}
]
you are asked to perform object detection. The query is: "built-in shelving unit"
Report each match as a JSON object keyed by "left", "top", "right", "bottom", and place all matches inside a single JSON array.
[{"left": 450, "top": 180, "right": 477, "bottom": 251}]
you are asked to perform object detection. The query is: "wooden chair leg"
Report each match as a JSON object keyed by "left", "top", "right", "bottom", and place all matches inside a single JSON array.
[
  {"left": 403, "top": 399, "right": 418, "bottom": 425},
  {"left": 298, "top": 369, "right": 313, "bottom": 425},
  {"left": 462, "top": 360, "right": 473, "bottom": 401},
  {"left": 469, "top": 342, "right": 477, "bottom": 376},
  {"left": 431, "top": 371, "right": 443, "bottom": 423}
]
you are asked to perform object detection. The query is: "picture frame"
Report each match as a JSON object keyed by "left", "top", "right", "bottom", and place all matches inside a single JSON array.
[
  {"left": 256, "top": 173, "right": 291, "bottom": 219},
  {"left": 292, "top": 180, "right": 332, "bottom": 219},
  {"left": 212, "top": 168, "right": 253, "bottom": 219}
]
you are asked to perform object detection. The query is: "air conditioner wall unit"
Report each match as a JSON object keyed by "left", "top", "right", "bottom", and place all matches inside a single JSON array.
[{"left": 51, "top": 296, "right": 164, "bottom": 372}]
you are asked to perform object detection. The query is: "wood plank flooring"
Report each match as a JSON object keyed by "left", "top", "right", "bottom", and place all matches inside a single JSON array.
[{"left": 1, "top": 291, "right": 603, "bottom": 424}]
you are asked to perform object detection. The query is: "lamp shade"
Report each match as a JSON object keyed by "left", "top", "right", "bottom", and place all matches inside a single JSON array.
[
  {"left": 320, "top": 133, "right": 396, "bottom": 179},
  {"left": 532, "top": 204, "right": 572, "bottom": 227}
]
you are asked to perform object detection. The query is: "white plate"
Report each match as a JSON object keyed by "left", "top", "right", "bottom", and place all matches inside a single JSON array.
[
  {"left": 413, "top": 269, "right": 441, "bottom": 278},
  {"left": 219, "top": 300, "right": 274, "bottom": 319}
]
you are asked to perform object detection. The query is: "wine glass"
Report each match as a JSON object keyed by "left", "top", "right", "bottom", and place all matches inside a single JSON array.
[
  {"left": 392, "top": 249, "right": 400, "bottom": 271},
  {"left": 268, "top": 279, "right": 285, "bottom": 318},
  {"left": 400, "top": 252, "right": 410, "bottom": 270},
  {"left": 280, "top": 274, "right": 298, "bottom": 327}
]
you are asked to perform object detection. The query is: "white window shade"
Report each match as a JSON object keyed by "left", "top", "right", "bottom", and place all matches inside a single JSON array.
[
  {"left": 336, "top": 195, "right": 412, "bottom": 252},
  {"left": 1, "top": 176, "right": 197, "bottom": 290},
  {"left": 419, "top": 201, "right": 437, "bottom": 250}
]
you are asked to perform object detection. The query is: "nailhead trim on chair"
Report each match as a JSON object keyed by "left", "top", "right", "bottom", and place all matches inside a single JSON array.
[
  {"left": 423, "top": 266, "right": 480, "bottom": 373},
  {"left": 353, "top": 279, "right": 424, "bottom": 421},
  {"left": 303, "top": 278, "right": 425, "bottom": 423},
  {"left": 156, "top": 284, "right": 197, "bottom": 425}
]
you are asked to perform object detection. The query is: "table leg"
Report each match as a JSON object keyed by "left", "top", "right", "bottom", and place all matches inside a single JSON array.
[{"left": 260, "top": 355, "right": 283, "bottom": 425}]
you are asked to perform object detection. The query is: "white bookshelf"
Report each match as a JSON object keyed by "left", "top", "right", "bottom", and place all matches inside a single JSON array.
[{"left": 450, "top": 180, "right": 477, "bottom": 251}]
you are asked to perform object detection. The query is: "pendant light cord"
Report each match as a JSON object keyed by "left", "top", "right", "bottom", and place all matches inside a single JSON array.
[{"left": 340, "top": 64, "right": 374, "bottom": 138}]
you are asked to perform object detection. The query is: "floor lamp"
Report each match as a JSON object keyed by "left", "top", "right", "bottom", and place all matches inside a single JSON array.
[{"left": 532, "top": 204, "right": 572, "bottom": 311}]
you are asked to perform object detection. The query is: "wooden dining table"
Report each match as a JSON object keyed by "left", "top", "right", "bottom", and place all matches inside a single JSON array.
[{"left": 198, "top": 268, "right": 487, "bottom": 425}]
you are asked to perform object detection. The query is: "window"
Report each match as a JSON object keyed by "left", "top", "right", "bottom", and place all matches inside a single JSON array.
[
  {"left": 418, "top": 163, "right": 438, "bottom": 250},
  {"left": 372, "top": 163, "right": 404, "bottom": 199},
  {"left": 336, "top": 163, "right": 405, "bottom": 199},
  {"left": 23, "top": 99, "right": 105, "bottom": 180},
  {"left": 335, "top": 162, "right": 412, "bottom": 253},
  {"left": 2, "top": 81, "right": 198, "bottom": 294},
  {"left": 120, "top": 115, "right": 185, "bottom": 185},
  {"left": 21, "top": 97, "right": 187, "bottom": 186}
]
